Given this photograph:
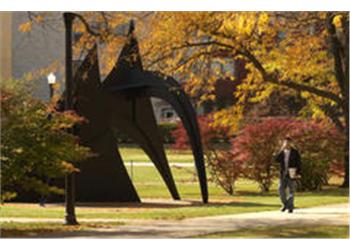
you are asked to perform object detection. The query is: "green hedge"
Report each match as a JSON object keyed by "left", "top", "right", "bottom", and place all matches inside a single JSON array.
[{"left": 113, "top": 122, "right": 178, "bottom": 144}]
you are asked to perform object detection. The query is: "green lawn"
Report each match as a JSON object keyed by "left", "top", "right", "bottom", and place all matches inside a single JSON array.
[
  {"left": 1, "top": 155, "right": 348, "bottom": 238},
  {"left": 1, "top": 166, "right": 348, "bottom": 220},
  {"left": 119, "top": 144, "right": 194, "bottom": 163},
  {"left": 1, "top": 146, "right": 348, "bottom": 221},
  {"left": 196, "top": 225, "right": 350, "bottom": 238},
  {"left": 1, "top": 190, "right": 347, "bottom": 220}
]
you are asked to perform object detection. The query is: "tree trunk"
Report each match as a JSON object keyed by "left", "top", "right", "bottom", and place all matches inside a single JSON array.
[
  {"left": 341, "top": 95, "right": 349, "bottom": 187},
  {"left": 227, "top": 184, "right": 234, "bottom": 196},
  {"left": 341, "top": 125, "right": 349, "bottom": 188},
  {"left": 341, "top": 144, "right": 349, "bottom": 188}
]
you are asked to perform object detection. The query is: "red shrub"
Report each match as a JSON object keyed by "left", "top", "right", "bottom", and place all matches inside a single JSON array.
[
  {"left": 232, "top": 118, "right": 345, "bottom": 191},
  {"left": 172, "top": 116, "right": 344, "bottom": 193},
  {"left": 232, "top": 118, "right": 293, "bottom": 192},
  {"left": 205, "top": 148, "right": 243, "bottom": 195}
]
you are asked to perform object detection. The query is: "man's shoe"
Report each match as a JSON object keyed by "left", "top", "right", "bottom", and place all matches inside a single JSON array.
[
  {"left": 281, "top": 206, "right": 287, "bottom": 212},
  {"left": 288, "top": 208, "right": 293, "bottom": 213}
]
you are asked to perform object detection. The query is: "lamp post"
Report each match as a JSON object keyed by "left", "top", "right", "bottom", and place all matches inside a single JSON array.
[
  {"left": 63, "top": 12, "right": 78, "bottom": 226},
  {"left": 40, "top": 72, "right": 58, "bottom": 207},
  {"left": 47, "top": 72, "right": 56, "bottom": 100}
]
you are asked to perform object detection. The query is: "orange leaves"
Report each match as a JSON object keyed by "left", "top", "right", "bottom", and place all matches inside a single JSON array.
[
  {"left": 212, "top": 105, "right": 243, "bottom": 134},
  {"left": 34, "top": 14, "right": 44, "bottom": 24},
  {"left": 18, "top": 21, "right": 32, "bottom": 33},
  {"left": 18, "top": 13, "right": 45, "bottom": 33},
  {"left": 50, "top": 110, "right": 87, "bottom": 131},
  {"left": 61, "top": 161, "right": 80, "bottom": 173},
  {"left": 332, "top": 14, "right": 343, "bottom": 28},
  {"left": 16, "top": 12, "right": 343, "bottom": 134}
]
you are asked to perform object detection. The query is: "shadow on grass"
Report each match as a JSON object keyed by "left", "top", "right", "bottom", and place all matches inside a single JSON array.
[
  {"left": 201, "top": 201, "right": 279, "bottom": 208},
  {"left": 75, "top": 200, "right": 279, "bottom": 209},
  {"left": 236, "top": 186, "right": 349, "bottom": 197},
  {"left": 1, "top": 228, "right": 175, "bottom": 238},
  {"left": 235, "top": 191, "right": 277, "bottom": 197},
  {"left": 196, "top": 225, "right": 350, "bottom": 239},
  {"left": 5, "top": 225, "right": 348, "bottom": 239},
  {"left": 298, "top": 188, "right": 349, "bottom": 197}
]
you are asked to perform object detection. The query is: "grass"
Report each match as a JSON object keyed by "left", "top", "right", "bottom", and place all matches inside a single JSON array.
[
  {"left": 1, "top": 189, "right": 347, "bottom": 220},
  {"left": 196, "top": 225, "right": 350, "bottom": 238},
  {"left": 119, "top": 144, "right": 194, "bottom": 163},
  {"left": 1, "top": 148, "right": 348, "bottom": 238},
  {"left": 0, "top": 221, "right": 124, "bottom": 238},
  {"left": 1, "top": 146, "right": 348, "bottom": 221},
  {"left": 1, "top": 167, "right": 348, "bottom": 220}
]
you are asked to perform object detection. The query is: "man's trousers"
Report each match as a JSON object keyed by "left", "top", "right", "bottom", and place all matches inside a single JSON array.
[{"left": 278, "top": 175, "right": 296, "bottom": 209}]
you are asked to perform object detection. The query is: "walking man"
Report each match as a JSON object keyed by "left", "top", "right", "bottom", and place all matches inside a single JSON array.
[{"left": 275, "top": 136, "right": 301, "bottom": 213}]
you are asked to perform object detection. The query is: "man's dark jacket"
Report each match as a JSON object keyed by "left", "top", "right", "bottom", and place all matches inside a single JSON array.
[{"left": 275, "top": 148, "right": 302, "bottom": 176}]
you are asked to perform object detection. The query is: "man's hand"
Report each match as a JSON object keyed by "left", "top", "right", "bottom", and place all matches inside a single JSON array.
[{"left": 280, "top": 140, "right": 288, "bottom": 151}]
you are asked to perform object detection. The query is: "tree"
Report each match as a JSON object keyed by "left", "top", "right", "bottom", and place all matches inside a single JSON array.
[
  {"left": 137, "top": 12, "right": 349, "bottom": 187},
  {"left": 0, "top": 80, "right": 92, "bottom": 201},
  {"left": 21, "top": 12, "right": 349, "bottom": 187}
]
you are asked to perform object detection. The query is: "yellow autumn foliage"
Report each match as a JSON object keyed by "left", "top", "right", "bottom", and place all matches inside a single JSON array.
[
  {"left": 17, "top": 12, "right": 348, "bottom": 132},
  {"left": 18, "top": 21, "right": 32, "bottom": 33}
]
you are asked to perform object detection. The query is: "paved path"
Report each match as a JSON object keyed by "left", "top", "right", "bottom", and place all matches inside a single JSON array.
[{"left": 2, "top": 203, "right": 349, "bottom": 238}]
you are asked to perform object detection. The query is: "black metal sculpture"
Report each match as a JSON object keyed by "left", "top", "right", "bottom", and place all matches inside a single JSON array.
[{"left": 69, "top": 21, "right": 208, "bottom": 203}]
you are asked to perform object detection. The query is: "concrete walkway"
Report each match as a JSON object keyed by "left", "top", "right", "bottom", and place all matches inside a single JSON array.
[{"left": 2, "top": 203, "right": 349, "bottom": 238}]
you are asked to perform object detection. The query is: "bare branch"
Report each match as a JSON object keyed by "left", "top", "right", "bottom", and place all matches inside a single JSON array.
[
  {"left": 72, "top": 13, "right": 101, "bottom": 37},
  {"left": 319, "top": 103, "right": 345, "bottom": 133},
  {"left": 100, "top": 12, "right": 111, "bottom": 34}
]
